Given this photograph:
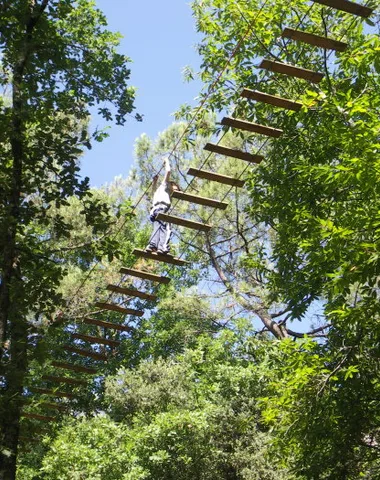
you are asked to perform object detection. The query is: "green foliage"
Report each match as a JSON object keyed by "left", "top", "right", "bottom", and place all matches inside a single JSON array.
[
  {"left": 239, "top": 22, "right": 380, "bottom": 479},
  {"left": 251, "top": 337, "right": 380, "bottom": 479},
  {"left": 40, "top": 416, "right": 131, "bottom": 480},
  {"left": 105, "top": 358, "right": 193, "bottom": 421},
  {"left": 9, "top": 1, "right": 380, "bottom": 478},
  {"left": 129, "top": 409, "right": 223, "bottom": 480},
  {"left": 40, "top": 332, "right": 292, "bottom": 480},
  {"left": 0, "top": 0, "right": 136, "bottom": 125},
  {"left": 0, "top": 1, "right": 138, "bottom": 476},
  {"left": 0, "top": 0, "right": 138, "bottom": 334},
  {"left": 133, "top": 291, "right": 221, "bottom": 360},
  {"left": 187, "top": 0, "right": 380, "bottom": 478}
]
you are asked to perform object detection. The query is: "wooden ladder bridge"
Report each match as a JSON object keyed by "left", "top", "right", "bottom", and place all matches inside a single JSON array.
[{"left": 21, "top": 0, "right": 375, "bottom": 425}]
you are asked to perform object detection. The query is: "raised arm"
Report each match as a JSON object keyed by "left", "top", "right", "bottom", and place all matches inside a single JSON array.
[{"left": 163, "top": 156, "right": 171, "bottom": 183}]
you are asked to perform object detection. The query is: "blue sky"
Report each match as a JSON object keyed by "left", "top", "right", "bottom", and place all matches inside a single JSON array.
[{"left": 81, "top": 0, "right": 202, "bottom": 186}]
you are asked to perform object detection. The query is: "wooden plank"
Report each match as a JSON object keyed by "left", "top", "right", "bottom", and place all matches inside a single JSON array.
[
  {"left": 29, "top": 387, "right": 75, "bottom": 399},
  {"left": 21, "top": 413, "right": 57, "bottom": 422},
  {"left": 221, "top": 116, "right": 283, "bottom": 138},
  {"left": 241, "top": 88, "right": 302, "bottom": 111},
  {"left": 95, "top": 302, "right": 144, "bottom": 317},
  {"left": 204, "top": 142, "right": 264, "bottom": 163},
  {"left": 312, "top": 0, "right": 373, "bottom": 17},
  {"left": 133, "top": 249, "right": 189, "bottom": 267},
  {"left": 281, "top": 27, "right": 348, "bottom": 51},
  {"left": 52, "top": 361, "right": 97, "bottom": 375},
  {"left": 40, "top": 402, "right": 68, "bottom": 412},
  {"left": 19, "top": 436, "right": 40, "bottom": 443},
  {"left": 119, "top": 268, "right": 171, "bottom": 284},
  {"left": 42, "top": 375, "right": 87, "bottom": 386},
  {"left": 259, "top": 59, "right": 324, "bottom": 83},
  {"left": 72, "top": 333, "right": 121, "bottom": 348},
  {"left": 22, "top": 426, "right": 50, "bottom": 436},
  {"left": 172, "top": 190, "right": 228, "bottom": 210},
  {"left": 83, "top": 317, "right": 133, "bottom": 332},
  {"left": 64, "top": 345, "right": 108, "bottom": 362},
  {"left": 156, "top": 213, "right": 212, "bottom": 232},
  {"left": 187, "top": 168, "right": 245, "bottom": 187},
  {"left": 106, "top": 285, "right": 157, "bottom": 302}
]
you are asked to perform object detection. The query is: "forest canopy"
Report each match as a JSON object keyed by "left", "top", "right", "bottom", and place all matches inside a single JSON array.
[{"left": 0, "top": 0, "right": 379, "bottom": 479}]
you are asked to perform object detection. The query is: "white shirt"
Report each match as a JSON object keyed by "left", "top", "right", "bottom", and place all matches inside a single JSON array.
[{"left": 153, "top": 181, "right": 171, "bottom": 206}]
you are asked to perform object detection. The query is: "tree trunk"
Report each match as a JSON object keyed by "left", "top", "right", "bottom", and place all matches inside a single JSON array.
[
  {"left": 0, "top": 65, "right": 24, "bottom": 362},
  {"left": 0, "top": 60, "right": 26, "bottom": 480},
  {"left": 0, "top": 314, "right": 28, "bottom": 480},
  {"left": 0, "top": 3, "right": 38, "bottom": 474},
  {"left": 1, "top": 1, "right": 51, "bottom": 473}
]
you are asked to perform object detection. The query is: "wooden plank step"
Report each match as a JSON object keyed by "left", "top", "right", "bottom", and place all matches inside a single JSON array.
[
  {"left": 188, "top": 168, "right": 245, "bottom": 187},
  {"left": 133, "top": 249, "right": 189, "bottom": 267},
  {"left": 19, "top": 436, "right": 40, "bottom": 443},
  {"left": 312, "top": 0, "right": 373, "bottom": 17},
  {"left": 52, "top": 361, "right": 97, "bottom": 375},
  {"left": 119, "top": 267, "right": 171, "bottom": 284},
  {"left": 281, "top": 27, "right": 348, "bottom": 51},
  {"left": 241, "top": 88, "right": 302, "bottom": 111},
  {"left": 83, "top": 317, "right": 133, "bottom": 332},
  {"left": 156, "top": 213, "right": 212, "bottom": 232},
  {"left": 64, "top": 345, "right": 108, "bottom": 362},
  {"left": 72, "top": 333, "right": 121, "bottom": 348},
  {"left": 40, "top": 402, "right": 68, "bottom": 412},
  {"left": 21, "top": 413, "right": 57, "bottom": 422},
  {"left": 42, "top": 375, "right": 87, "bottom": 386},
  {"left": 21, "top": 426, "right": 50, "bottom": 436},
  {"left": 95, "top": 302, "right": 144, "bottom": 317},
  {"left": 29, "top": 387, "right": 75, "bottom": 399},
  {"left": 106, "top": 285, "right": 157, "bottom": 301},
  {"left": 259, "top": 59, "right": 324, "bottom": 83},
  {"left": 204, "top": 142, "right": 264, "bottom": 163},
  {"left": 172, "top": 190, "right": 228, "bottom": 210},
  {"left": 221, "top": 116, "right": 283, "bottom": 138}
]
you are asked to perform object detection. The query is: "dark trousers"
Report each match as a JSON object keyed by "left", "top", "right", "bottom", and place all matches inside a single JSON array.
[{"left": 148, "top": 206, "right": 172, "bottom": 252}]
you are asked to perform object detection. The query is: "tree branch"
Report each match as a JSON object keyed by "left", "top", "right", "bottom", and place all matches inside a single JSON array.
[
  {"left": 317, "top": 347, "right": 352, "bottom": 396},
  {"left": 286, "top": 324, "right": 331, "bottom": 338},
  {"left": 205, "top": 233, "right": 287, "bottom": 339}
]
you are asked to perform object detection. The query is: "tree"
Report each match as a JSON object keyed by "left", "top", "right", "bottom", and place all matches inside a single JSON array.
[
  {"left": 0, "top": 1, "right": 137, "bottom": 478},
  {"left": 39, "top": 329, "right": 293, "bottom": 479},
  {"left": 185, "top": 0, "right": 380, "bottom": 477}
]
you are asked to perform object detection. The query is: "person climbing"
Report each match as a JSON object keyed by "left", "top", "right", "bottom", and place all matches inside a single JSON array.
[{"left": 146, "top": 157, "right": 178, "bottom": 254}]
